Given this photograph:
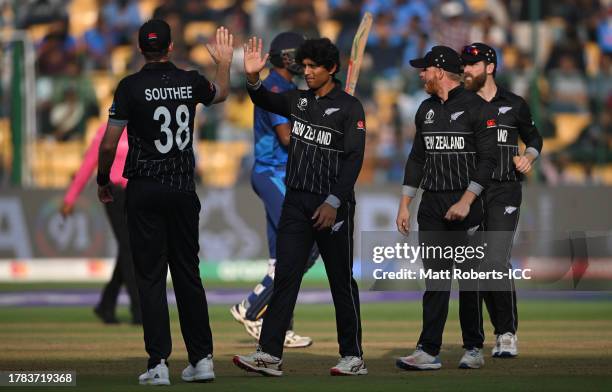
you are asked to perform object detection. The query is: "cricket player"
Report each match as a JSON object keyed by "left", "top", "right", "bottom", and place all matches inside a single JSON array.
[
  {"left": 97, "top": 20, "right": 233, "bottom": 385},
  {"left": 233, "top": 37, "right": 367, "bottom": 376},
  {"left": 230, "top": 32, "right": 318, "bottom": 349},
  {"left": 396, "top": 46, "right": 498, "bottom": 370},
  {"left": 462, "top": 43, "right": 543, "bottom": 358}
]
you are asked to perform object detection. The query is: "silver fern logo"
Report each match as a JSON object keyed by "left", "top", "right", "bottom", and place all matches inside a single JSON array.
[
  {"left": 324, "top": 107, "right": 340, "bottom": 116},
  {"left": 498, "top": 106, "right": 512, "bottom": 115},
  {"left": 450, "top": 111, "right": 464, "bottom": 122}
]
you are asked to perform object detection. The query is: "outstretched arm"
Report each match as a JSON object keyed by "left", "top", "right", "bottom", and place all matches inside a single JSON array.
[
  {"left": 206, "top": 26, "right": 234, "bottom": 104},
  {"left": 243, "top": 36, "right": 292, "bottom": 118}
]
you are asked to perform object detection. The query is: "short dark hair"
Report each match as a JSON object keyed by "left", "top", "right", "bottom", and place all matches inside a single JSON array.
[
  {"left": 142, "top": 49, "right": 169, "bottom": 62},
  {"left": 296, "top": 38, "right": 340, "bottom": 75}
]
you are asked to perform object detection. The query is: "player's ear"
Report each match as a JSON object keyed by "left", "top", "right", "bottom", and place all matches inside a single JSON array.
[
  {"left": 328, "top": 63, "right": 337, "bottom": 75},
  {"left": 168, "top": 42, "right": 174, "bottom": 53},
  {"left": 486, "top": 62, "right": 495, "bottom": 75}
]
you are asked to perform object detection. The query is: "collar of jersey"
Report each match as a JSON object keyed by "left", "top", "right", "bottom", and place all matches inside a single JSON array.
[
  {"left": 308, "top": 80, "right": 342, "bottom": 100},
  {"left": 432, "top": 85, "right": 464, "bottom": 104},
  {"left": 141, "top": 61, "right": 177, "bottom": 70}
]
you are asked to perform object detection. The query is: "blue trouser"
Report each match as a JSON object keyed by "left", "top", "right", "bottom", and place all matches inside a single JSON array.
[{"left": 244, "top": 166, "right": 319, "bottom": 321}]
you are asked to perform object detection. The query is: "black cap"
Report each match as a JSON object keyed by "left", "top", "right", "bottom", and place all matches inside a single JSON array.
[
  {"left": 409, "top": 46, "right": 462, "bottom": 74},
  {"left": 138, "top": 19, "right": 171, "bottom": 53},
  {"left": 461, "top": 43, "right": 497, "bottom": 66},
  {"left": 269, "top": 32, "right": 304, "bottom": 55}
]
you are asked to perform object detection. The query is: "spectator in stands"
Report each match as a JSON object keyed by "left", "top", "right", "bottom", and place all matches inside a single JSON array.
[
  {"left": 48, "top": 87, "right": 86, "bottom": 141},
  {"left": 36, "top": 17, "right": 78, "bottom": 76},
  {"left": 470, "top": 11, "right": 507, "bottom": 49},
  {"left": 15, "top": 0, "right": 68, "bottom": 28},
  {"left": 431, "top": 0, "right": 471, "bottom": 51},
  {"left": 81, "top": 15, "right": 117, "bottom": 71},
  {"left": 546, "top": 25, "right": 587, "bottom": 75},
  {"left": 101, "top": 0, "right": 141, "bottom": 45},
  {"left": 597, "top": 6, "right": 612, "bottom": 54},
  {"left": 367, "top": 12, "right": 405, "bottom": 80},
  {"left": 282, "top": 3, "right": 319, "bottom": 39},
  {"left": 329, "top": 0, "right": 364, "bottom": 53},
  {"left": 548, "top": 53, "right": 589, "bottom": 113}
]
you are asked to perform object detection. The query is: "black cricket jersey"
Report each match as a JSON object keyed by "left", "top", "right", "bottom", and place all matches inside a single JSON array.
[
  {"left": 108, "top": 61, "right": 217, "bottom": 191},
  {"left": 403, "top": 86, "right": 497, "bottom": 197},
  {"left": 247, "top": 80, "right": 366, "bottom": 206},
  {"left": 487, "top": 86, "right": 543, "bottom": 182}
]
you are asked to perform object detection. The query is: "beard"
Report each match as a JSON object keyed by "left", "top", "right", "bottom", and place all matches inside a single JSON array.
[
  {"left": 464, "top": 71, "right": 486, "bottom": 91},
  {"left": 424, "top": 77, "right": 438, "bottom": 95}
]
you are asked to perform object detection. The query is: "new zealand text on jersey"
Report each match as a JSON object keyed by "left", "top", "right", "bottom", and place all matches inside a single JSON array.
[
  {"left": 424, "top": 135, "right": 465, "bottom": 150},
  {"left": 291, "top": 120, "right": 332, "bottom": 146}
]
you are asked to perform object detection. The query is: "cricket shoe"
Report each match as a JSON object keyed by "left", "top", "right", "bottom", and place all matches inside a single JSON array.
[
  {"left": 284, "top": 330, "right": 313, "bottom": 348},
  {"left": 233, "top": 348, "right": 283, "bottom": 377},
  {"left": 396, "top": 346, "right": 442, "bottom": 370},
  {"left": 330, "top": 356, "right": 368, "bottom": 376},
  {"left": 459, "top": 348, "right": 485, "bottom": 369},
  {"left": 493, "top": 332, "right": 518, "bottom": 358},
  {"left": 181, "top": 354, "right": 215, "bottom": 382},
  {"left": 138, "top": 359, "right": 170, "bottom": 386},
  {"left": 230, "top": 302, "right": 262, "bottom": 340}
]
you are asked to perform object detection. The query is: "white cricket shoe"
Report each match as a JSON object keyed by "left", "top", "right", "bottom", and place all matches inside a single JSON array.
[
  {"left": 181, "top": 354, "right": 215, "bottom": 382},
  {"left": 459, "top": 348, "right": 485, "bottom": 369},
  {"left": 138, "top": 359, "right": 170, "bottom": 386},
  {"left": 230, "top": 302, "right": 313, "bottom": 348},
  {"left": 396, "top": 346, "right": 442, "bottom": 370},
  {"left": 330, "top": 356, "right": 368, "bottom": 376},
  {"left": 232, "top": 348, "right": 283, "bottom": 377},
  {"left": 284, "top": 330, "right": 313, "bottom": 348},
  {"left": 230, "top": 302, "right": 263, "bottom": 340},
  {"left": 493, "top": 332, "right": 518, "bottom": 358}
]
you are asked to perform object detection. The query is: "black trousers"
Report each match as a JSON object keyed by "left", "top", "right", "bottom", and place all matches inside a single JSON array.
[
  {"left": 98, "top": 185, "right": 141, "bottom": 320},
  {"left": 259, "top": 189, "right": 362, "bottom": 359},
  {"left": 126, "top": 178, "right": 213, "bottom": 369},
  {"left": 417, "top": 190, "right": 485, "bottom": 356},
  {"left": 482, "top": 181, "right": 521, "bottom": 335}
]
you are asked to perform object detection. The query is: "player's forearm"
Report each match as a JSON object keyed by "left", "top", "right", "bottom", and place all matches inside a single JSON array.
[
  {"left": 402, "top": 158, "right": 424, "bottom": 197},
  {"left": 247, "top": 82, "right": 290, "bottom": 118},
  {"left": 400, "top": 194, "right": 413, "bottom": 209},
  {"left": 212, "top": 61, "right": 231, "bottom": 103},
  {"left": 97, "top": 144, "right": 116, "bottom": 185},
  {"left": 458, "top": 190, "right": 477, "bottom": 206},
  {"left": 246, "top": 72, "right": 260, "bottom": 85},
  {"left": 328, "top": 153, "right": 364, "bottom": 206}
]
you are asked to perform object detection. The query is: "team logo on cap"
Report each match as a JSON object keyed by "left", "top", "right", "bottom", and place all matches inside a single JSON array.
[
  {"left": 148, "top": 33, "right": 158, "bottom": 40},
  {"left": 424, "top": 109, "right": 435, "bottom": 124},
  {"left": 357, "top": 120, "right": 365, "bottom": 131},
  {"left": 487, "top": 119, "right": 497, "bottom": 127}
]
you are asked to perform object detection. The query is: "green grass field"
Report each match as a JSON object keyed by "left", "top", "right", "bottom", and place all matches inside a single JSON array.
[{"left": 2, "top": 300, "right": 612, "bottom": 391}]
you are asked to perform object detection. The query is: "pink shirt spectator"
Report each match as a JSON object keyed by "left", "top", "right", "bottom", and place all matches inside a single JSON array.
[{"left": 63, "top": 123, "right": 128, "bottom": 206}]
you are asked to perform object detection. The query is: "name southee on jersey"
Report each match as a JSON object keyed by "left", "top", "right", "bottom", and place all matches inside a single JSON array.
[{"left": 108, "top": 62, "right": 217, "bottom": 191}]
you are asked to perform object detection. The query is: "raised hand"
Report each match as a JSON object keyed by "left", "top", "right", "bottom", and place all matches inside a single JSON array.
[
  {"left": 206, "top": 26, "right": 234, "bottom": 65},
  {"left": 243, "top": 36, "right": 269, "bottom": 76}
]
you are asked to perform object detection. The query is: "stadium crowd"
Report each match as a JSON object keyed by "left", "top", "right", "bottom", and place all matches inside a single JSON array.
[{"left": 0, "top": 0, "right": 610, "bottom": 185}]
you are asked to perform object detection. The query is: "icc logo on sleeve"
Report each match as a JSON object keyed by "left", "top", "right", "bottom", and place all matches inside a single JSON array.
[
  {"left": 424, "top": 109, "right": 435, "bottom": 124},
  {"left": 297, "top": 98, "right": 308, "bottom": 111}
]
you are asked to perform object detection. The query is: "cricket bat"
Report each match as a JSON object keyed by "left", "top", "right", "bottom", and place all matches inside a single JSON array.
[{"left": 345, "top": 12, "right": 373, "bottom": 96}]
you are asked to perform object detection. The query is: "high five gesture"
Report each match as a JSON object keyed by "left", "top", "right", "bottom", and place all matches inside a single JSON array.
[{"left": 243, "top": 37, "right": 269, "bottom": 82}]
